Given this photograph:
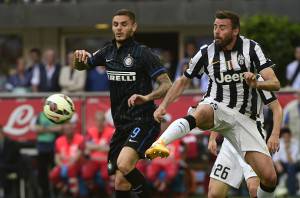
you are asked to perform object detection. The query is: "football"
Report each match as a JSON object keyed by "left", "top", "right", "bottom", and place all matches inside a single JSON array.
[{"left": 43, "top": 93, "right": 75, "bottom": 124}]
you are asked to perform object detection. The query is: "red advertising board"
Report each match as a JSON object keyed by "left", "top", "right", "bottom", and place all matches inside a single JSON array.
[
  {"left": 0, "top": 97, "right": 81, "bottom": 141},
  {"left": 0, "top": 92, "right": 296, "bottom": 142}
]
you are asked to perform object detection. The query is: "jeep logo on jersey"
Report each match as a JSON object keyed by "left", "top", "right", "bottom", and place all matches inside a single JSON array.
[
  {"left": 106, "top": 71, "right": 136, "bottom": 81},
  {"left": 216, "top": 71, "right": 244, "bottom": 84},
  {"left": 123, "top": 54, "right": 134, "bottom": 67}
]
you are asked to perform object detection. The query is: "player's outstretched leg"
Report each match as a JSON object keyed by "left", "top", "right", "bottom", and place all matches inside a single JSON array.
[
  {"left": 146, "top": 104, "right": 214, "bottom": 159},
  {"left": 145, "top": 115, "right": 196, "bottom": 159}
]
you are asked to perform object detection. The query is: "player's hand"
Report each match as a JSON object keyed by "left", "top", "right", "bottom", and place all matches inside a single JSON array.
[
  {"left": 153, "top": 106, "right": 167, "bottom": 123},
  {"left": 74, "top": 50, "right": 91, "bottom": 65},
  {"left": 208, "top": 139, "right": 217, "bottom": 156},
  {"left": 267, "top": 133, "right": 280, "bottom": 154},
  {"left": 128, "top": 94, "right": 149, "bottom": 107},
  {"left": 243, "top": 72, "right": 257, "bottom": 88}
]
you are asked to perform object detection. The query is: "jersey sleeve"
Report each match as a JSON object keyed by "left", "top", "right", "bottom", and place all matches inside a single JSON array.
[
  {"left": 251, "top": 41, "right": 275, "bottom": 72},
  {"left": 184, "top": 45, "right": 207, "bottom": 79},
  {"left": 88, "top": 47, "right": 107, "bottom": 67},
  {"left": 257, "top": 75, "right": 277, "bottom": 105},
  {"left": 141, "top": 47, "right": 167, "bottom": 80}
]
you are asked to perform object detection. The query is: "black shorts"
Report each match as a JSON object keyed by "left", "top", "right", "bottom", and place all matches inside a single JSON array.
[{"left": 107, "top": 121, "right": 160, "bottom": 175}]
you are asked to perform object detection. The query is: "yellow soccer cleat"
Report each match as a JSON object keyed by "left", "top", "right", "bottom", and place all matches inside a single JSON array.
[{"left": 145, "top": 140, "right": 170, "bottom": 160}]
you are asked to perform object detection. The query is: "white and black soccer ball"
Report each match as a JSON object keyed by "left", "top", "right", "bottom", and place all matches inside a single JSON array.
[{"left": 43, "top": 93, "right": 75, "bottom": 124}]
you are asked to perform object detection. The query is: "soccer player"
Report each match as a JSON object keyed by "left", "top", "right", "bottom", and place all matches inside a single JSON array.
[
  {"left": 207, "top": 76, "right": 282, "bottom": 198},
  {"left": 146, "top": 10, "right": 281, "bottom": 197},
  {"left": 73, "top": 9, "right": 172, "bottom": 198}
]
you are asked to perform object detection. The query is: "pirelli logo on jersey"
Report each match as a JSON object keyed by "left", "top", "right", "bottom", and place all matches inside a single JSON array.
[
  {"left": 216, "top": 70, "right": 244, "bottom": 84},
  {"left": 107, "top": 71, "right": 136, "bottom": 81}
]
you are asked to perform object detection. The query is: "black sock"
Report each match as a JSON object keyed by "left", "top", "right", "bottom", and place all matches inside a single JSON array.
[
  {"left": 115, "top": 190, "right": 131, "bottom": 198},
  {"left": 124, "top": 168, "right": 150, "bottom": 198}
]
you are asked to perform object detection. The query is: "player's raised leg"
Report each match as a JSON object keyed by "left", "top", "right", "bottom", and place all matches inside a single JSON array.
[{"left": 146, "top": 103, "right": 214, "bottom": 159}]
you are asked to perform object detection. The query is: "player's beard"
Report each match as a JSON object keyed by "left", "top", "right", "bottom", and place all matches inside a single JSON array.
[
  {"left": 215, "top": 35, "right": 233, "bottom": 49},
  {"left": 115, "top": 29, "right": 134, "bottom": 43}
]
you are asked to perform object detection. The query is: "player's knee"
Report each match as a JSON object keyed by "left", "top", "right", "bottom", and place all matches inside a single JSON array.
[
  {"left": 262, "top": 171, "right": 277, "bottom": 187},
  {"left": 193, "top": 105, "right": 214, "bottom": 129},
  {"left": 117, "top": 161, "right": 134, "bottom": 175},
  {"left": 208, "top": 187, "right": 225, "bottom": 198},
  {"left": 208, "top": 191, "right": 224, "bottom": 198}
]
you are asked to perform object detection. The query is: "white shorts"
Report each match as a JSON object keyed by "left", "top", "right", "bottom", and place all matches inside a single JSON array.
[
  {"left": 210, "top": 139, "right": 257, "bottom": 188},
  {"left": 199, "top": 98, "right": 270, "bottom": 157}
]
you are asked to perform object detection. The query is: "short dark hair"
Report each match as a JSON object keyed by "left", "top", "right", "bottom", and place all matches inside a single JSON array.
[
  {"left": 215, "top": 10, "right": 240, "bottom": 29},
  {"left": 30, "top": 48, "right": 41, "bottom": 56},
  {"left": 113, "top": 9, "right": 136, "bottom": 23}
]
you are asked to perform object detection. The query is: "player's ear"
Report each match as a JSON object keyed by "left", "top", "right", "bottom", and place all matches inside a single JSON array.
[
  {"left": 132, "top": 22, "right": 137, "bottom": 32},
  {"left": 233, "top": 28, "right": 239, "bottom": 36}
]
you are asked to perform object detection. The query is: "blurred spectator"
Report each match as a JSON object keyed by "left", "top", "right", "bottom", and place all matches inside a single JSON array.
[
  {"left": 146, "top": 140, "right": 182, "bottom": 192},
  {"left": 59, "top": 52, "right": 86, "bottom": 93},
  {"left": 146, "top": 114, "right": 187, "bottom": 196},
  {"left": 81, "top": 111, "right": 114, "bottom": 196},
  {"left": 175, "top": 41, "right": 209, "bottom": 91},
  {"left": 286, "top": 46, "right": 300, "bottom": 90},
  {"left": 49, "top": 115, "right": 83, "bottom": 197},
  {"left": 27, "top": 48, "right": 43, "bottom": 74},
  {"left": 85, "top": 66, "right": 109, "bottom": 92},
  {"left": 31, "top": 49, "right": 61, "bottom": 92},
  {"left": 0, "top": 125, "right": 20, "bottom": 198},
  {"left": 175, "top": 42, "right": 197, "bottom": 80},
  {"left": 282, "top": 91, "right": 300, "bottom": 149},
  {"left": 5, "top": 57, "right": 32, "bottom": 93},
  {"left": 161, "top": 50, "right": 176, "bottom": 81},
  {"left": 0, "top": 70, "right": 7, "bottom": 92},
  {"left": 31, "top": 111, "right": 62, "bottom": 198},
  {"left": 273, "top": 128, "right": 300, "bottom": 196}
]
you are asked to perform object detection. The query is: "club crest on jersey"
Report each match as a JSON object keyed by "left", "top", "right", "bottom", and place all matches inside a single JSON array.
[
  {"left": 237, "top": 54, "right": 245, "bottom": 65},
  {"left": 123, "top": 54, "right": 134, "bottom": 67}
]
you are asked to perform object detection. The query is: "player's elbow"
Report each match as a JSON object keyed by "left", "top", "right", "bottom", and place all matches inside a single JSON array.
[
  {"left": 273, "top": 79, "right": 280, "bottom": 91},
  {"left": 177, "top": 75, "right": 190, "bottom": 88}
]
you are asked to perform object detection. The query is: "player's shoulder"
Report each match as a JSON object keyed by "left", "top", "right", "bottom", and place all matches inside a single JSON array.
[
  {"left": 102, "top": 42, "right": 114, "bottom": 52},
  {"left": 138, "top": 44, "right": 158, "bottom": 57},
  {"left": 244, "top": 36, "right": 262, "bottom": 48},
  {"left": 238, "top": 35, "right": 252, "bottom": 43},
  {"left": 94, "top": 42, "right": 113, "bottom": 54},
  {"left": 193, "top": 43, "right": 210, "bottom": 58}
]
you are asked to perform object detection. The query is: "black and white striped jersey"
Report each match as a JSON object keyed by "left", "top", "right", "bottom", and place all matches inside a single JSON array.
[
  {"left": 256, "top": 75, "right": 277, "bottom": 138},
  {"left": 256, "top": 75, "right": 277, "bottom": 120},
  {"left": 184, "top": 36, "right": 275, "bottom": 120}
]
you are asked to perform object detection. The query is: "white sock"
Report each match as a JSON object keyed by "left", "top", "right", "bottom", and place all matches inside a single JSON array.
[
  {"left": 257, "top": 185, "right": 275, "bottom": 198},
  {"left": 157, "top": 118, "right": 191, "bottom": 145}
]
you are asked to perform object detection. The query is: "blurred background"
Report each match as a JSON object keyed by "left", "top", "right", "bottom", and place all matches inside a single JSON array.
[{"left": 0, "top": 0, "right": 300, "bottom": 197}]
